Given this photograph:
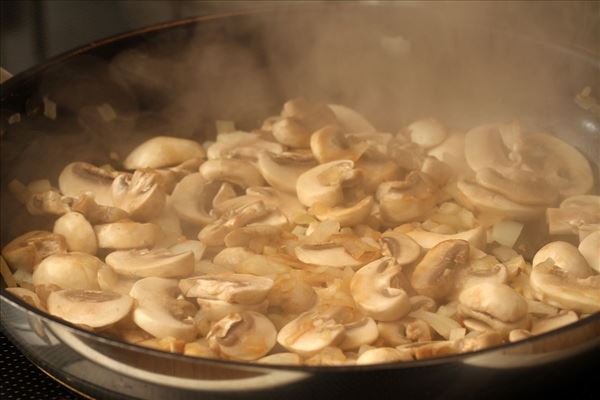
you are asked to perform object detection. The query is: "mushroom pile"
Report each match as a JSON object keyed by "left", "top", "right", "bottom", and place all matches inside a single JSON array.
[{"left": 2, "top": 98, "right": 599, "bottom": 366}]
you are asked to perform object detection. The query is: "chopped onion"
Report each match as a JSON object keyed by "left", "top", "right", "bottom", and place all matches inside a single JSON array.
[
  {"left": 491, "top": 246, "right": 519, "bottom": 262},
  {"left": 409, "top": 309, "right": 462, "bottom": 339},
  {"left": 490, "top": 220, "right": 523, "bottom": 248},
  {"left": 449, "top": 327, "right": 466, "bottom": 341},
  {"left": 216, "top": 120, "right": 235, "bottom": 134},
  {"left": 437, "top": 303, "right": 458, "bottom": 318},
  {"left": 526, "top": 299, "right": 559, "bottom": 316}
]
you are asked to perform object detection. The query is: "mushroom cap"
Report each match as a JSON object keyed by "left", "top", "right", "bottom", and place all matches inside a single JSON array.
[
  {"left": 313, "top": 196, "right": 374, "bottom": 227},
  {"left": 58, "top": 162, "right": 117, "bottom": 206},
  {"left": 310, "top": 124, "right": 362, "bottom": 163},
  {"left": 458, "top": 282, "right": 528, "bottom": 323},
  {"left": 294, "top": 243, "right": 364, "bottom": 268},
  {"left": 296, "top": 159, "right": 358, "bottom": 208},
  {"left": 170, "top": 172, "right": 216, "bottom": 226},
  {"left": 350, "top": 257, "right": 411, "bottom": 321},
  {"left": 112, "top": 170, "right": 166, "bottom": 221},
  {"left": 199, "top": 159, "right": 266, "bottom": 188},
  {"left": 207, "top": 311, "right": 277, "bottom": 361},
  {"left": 532, "top": 241, "right": 593, "bottom": 278},
  {"left": 94, "top": 221, "right": 158, "bottom": 249},
  {"left": 53, "top": 212, "right": 97, "bottom": 255},
  {"left": 327, "top": 104, "right": 376, "bottom": 134},
  {"left": 381, "top": 231, "right": 421, "bottom": 265},
  {"left": 257, "top": 150, "right": 317, "bottom": 194},
  {"left": 410, "top": 239, "right": 470, "bottom": 300},
  {"left": 32, "top": 252, "right": 104, "bottom": 291},
  {"left": 2, "top": 231, "right": 67, "bottom": 272},
  {"left": 579, "top": 230, "right": 600, "bottom": 273},
  {"left": 124, "top": 136, "right": 206, "bottom": 170},
  {"left": 47, "top": 289, "right": 133, "bottom": 328},
  {"left": 105, "top": 248, "right": 194, "bottom": 278},
  {"left": 179, "top": 273, "right": 274, "bottom": 305}
]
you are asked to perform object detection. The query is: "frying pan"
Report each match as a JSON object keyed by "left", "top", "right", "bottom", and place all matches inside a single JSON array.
[{"left": 1, "top": 4, "right": 599, "bottom": 399}]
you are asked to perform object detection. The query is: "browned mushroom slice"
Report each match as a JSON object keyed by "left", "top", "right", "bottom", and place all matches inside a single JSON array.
[{"left": 2, "top": 231, "right": 67, "bottom": 272}]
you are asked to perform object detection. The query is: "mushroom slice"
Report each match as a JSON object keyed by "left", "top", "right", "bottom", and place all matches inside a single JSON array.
[
  {"left": 207, "top": 311, "right": 277, "bottom": 361},
  {"left": 58, "top": 162, "right": 119, "bottom": 206},
  {"left": 356, "top": 347, "right": 410, "bottom": 365},
  {"left": 276, "top": 305, "right": 348, "bottom": 356},
  {"left": 26, "top": 190, "right": 71, "bottom": 216},
  {"left": 224, "top": 225, "right": 284, "bottom": 250},
  {"left": 180, "top": 274, "right": 273, "bottom": 305},
  {"left": 339, "top": 317, "right": 379, "bottom": 350},
  {"left": 295, "top": 243, "right": 364, "bottom": 268},
  {"left": 70, "top": 193, "right": 130, "bottom": 224},
  {"left": 579, "top": 230, "right": 600, "bottom": 273},
  {"left": 475, "top": 168, "right": 558, "bottom": 207},
  {"left": 272, "top": 98, "right": 338, "bottom": 147},
  {"left": 105, "top": 249, "right": 194, "bottom": 278},
  {"left": 310, "top": 124, "right": 362, "bottom": 163},
  {"left": 405, "top": 226, "right": 486, "bottom": 250},
  {"left": 246, "top": 187, "right": 306, "bottom": 221},
  {"left": 213, "top": 247, "right": 256, "bottom": 268},
  {"left": 32, "top": 252, "right": 104, "bottom": 291},
  {"left": 258, "top": 352, "right": 302, "bottom": 365},
  {"left": 350, "top": 257, "right": 411, "bottom": 321},
  {"left": 355, "top": 159, "right": 400, "bottom": 194},
  {"left": 560, "top": 194, "right": 600, "bottom": 212},
  {"left": 207, "top": 132, "right": 283, "bottom": 161},
  {"left": 464, "top": 123, "right": 521, "bottom": 172},
  {"left": 410, "top": 239, "right": 469, "bottom": 300},
  {"left": 529, "top": 260, "right": 600, "bottom": 314},
  {"left": 531, "top": 311, "right": 578, "bottom": 335},
  {"left": 112, "top": 170, "right": 166, "bottom": 221},
  {"left": 47, "top": 289, "right": 133, "bottom": 328},
  {"left": 199, "top": 159, "right": 265, "bottom": 188},
  {"left": 376, "top": 172, "right": 439, "bottom": 225},
  {"left": 130, "top": 277, "right": 197, "bottom": 341},
  {"left": 257, "top": 150, "right": 317, "bottom": 194},
  {"left": 170, "top": 172, "right": 216, "bottom": 226},
  {"left": 97, "top": 264, "right": 138, "bottom": 296},
  {"left": 124, "top": 136, "right": 206, "bottom": 170},
  {"left": 407, "top": 118, "right": 447, "bottom": 149},
  {"left": 532, "top": 241, "right": 593, "bottom": 278},
  {"left": 296, "top": 159, "right": 360, "bottom": 208},
  {"left": 458, "top": 282, "right": 528, "bottom": 333},
  {"left": 456, "top": 179, "right": 544, "bottom": 221},
  {"left": 6, "top": 287, "right": 45, "bottom": 309},
  {"left": 327, "top": 104, "right": 375, "bottom": 134},
  {"left": 94, "top": 221, "right": 158, "bottom": 249},
  {"left": 53, "top": 212, "right": 97, "bottom": 255},
  {"left": 312, "top": 196, "right": 374, "bottom": 227},
  {"left": 428, "top": 132, "right": 470, "bottom": 177},
  {"left": 2, "top": 231, "right": 67, "bottom": 272},
  {"left": 198, "top": 201, "right": 270, "bottom": 247},
  {"left": 271, "top": 117, "right": 312, "bottom": 148},
  {"left": 381, "top": 232, "right": 421, "bottom": 266},
  {"left": 546, "top": 207, "right": 598, "bottom": 236},
  {"left": 377, "top": 318, "right": 432, "bottom": 346},
  {"left": 195, "top": 298, "right": 269, "bottom": 322}
]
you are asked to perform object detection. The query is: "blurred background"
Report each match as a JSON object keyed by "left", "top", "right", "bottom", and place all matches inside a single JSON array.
[{"left": 0, "top": 1, "right": 598, "bottom": 75}]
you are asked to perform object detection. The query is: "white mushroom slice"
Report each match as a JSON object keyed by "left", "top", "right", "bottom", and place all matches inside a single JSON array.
[
  {"left": 105, "top": 249, "right": 194, "bottom": 278},
  {"left": 53, "top": 212, "right": 97, "bottom": 255},
  {"left": 475, "top": 168, "right": 559, "bottom": 207},
  {"left": 258, "top": 151, "right": 317, "bottom": 194},
  {"left": 207, "top": 132, "right": 283, "bottom": 161},
  {"left": 579, "top": 230, "right": 600, "bottom": 273},
  {"left": 530, "top": 311, "right": 578, "bottom": 335},
  {"left": 211, "top": 194, "right": 265, "bottom": 216},
  {"left": 58, "top": 162, "right": 118, "bottom": 206},
  {"left": 381, "top": 232, "right": 421, "bottom": 265},
  {"left": 212, "top": 182, "right": 236, "bottom": 210},
  {"left": 170, "top": 172, "right": 216, "bottom": 226},
  {"left": 123, "top": 136, "right": 205, "bottom": 170},
  {"left": 169, "top": 240, "right": 206, "bottom": 262},
  {"left": 420, "top": 157, "right": 452, "bottom": 187},
  {"left": 97, "top": 265, "right": 138, "bottom": 296},
  {"left": 26, "top": 190, "right": 71, "bottom": 216},
  {"left": 407, "top": 118, "right": 447, "bottom": 148},
  {"left": 267, "top": 274, "right": 317, "bottom": 314},
  {"left": 456, "top": 179, "right": 544, "bottom": 221},
  {"left": 276, "top": 306, "right": 348, "bottom": 356},
  {"left": 70, "top": 193, "right": 130, "bottom": 224},
  {"left": 199, "top": 159, "right": 265, "bottom": 188},
  {"left": 246, "top": 187, "right": 306, "bottom": 220},
  {"left": 213, "top": 247, "right": 256, "bottom": 268},
  {"left": 545, "top": 207, "right": 598, "bottom": 236},
  {"left": 224, "top": 225, "right": 284, "bottom": 249},
  {"left": 529, "top": 260, "right": 600, "bottom": 314},
  {"left": 312, "top": 196, "right": 374, "bottom": 227},
  {"left": 2, "top": 231, "right": 67, "bottom": 272},
  {"left": 560, "top": 195, "right": 600, "bottom": 212},
  {"left": 149, "top": 200, "right": 183, "bottom": 248},
  {"left": 410, "top": 240, "right": 469, "bottom": 300},
  {"left": 405, "top": 226, "right": 486, "bottom": 250},
  {"left": 130, "top": 277, "right": 197, "bottom": 341},
  {"left": 356, "top": 348, "right": 409, "bottom": 365},
  {"left": 6, "top": 287, "right": 45, "bottom": 309},
  {"left": 32, "top": 252, "right": 104, "bottom": 291},
  {"left": 458, "top": 282, "right": 528, "bottom": 333},
  {"left": 508, "top": 329, "right": 532, "bottom": 342},
  {"left": 355, "top": 159, "right": 400, "bottom": 194},
  {"left": 258, "top": 352, "right": 302, "bottom": 365},
  {"left": 339, "top": 317, "right": 379, "bottom": 350},
  {"left": 456, "top": 262, "right": 508, "bottom": 290},
  {"left": 376, "top": 172, "right": 439, "bottom": 225},
  {"left": 271, "top": 117, "right": 312, "bottom": 148},
  {"left": 94, "top": 221, "right": 158, "bottom": 249},
  {"left": 428, "top": 132, "right": 470, "bottom": 177},
  {"left": 296, "top": 160, "right": 359, "bottom": 208},
  {"left": 111, "top": 170, "right": 166, "bottom": 220},
  {"left": 327, "top": 104, "right": 376, "bottom": 133},
  {"left": 195, "top": 298, "right": 269, "bottom": 322},
  {"left": 47, "top": 289, "right": 133, "bottom": 328},
  {"left": 198, "top": 201, "right": 270, "bottom": 246},
  {"left": 532, "top": 241, "right": 593, "bottom": 278},
  {"left": 179, "top": 274, "right": 273, "bottom": 305},
  {"left": 310, "top": 125, "right": 362, "bottom": 163},
  {"left": 377, "top": 319, "right": 432, "bottom": 345},
  {"left": 350, "top": 257, "right": 411, "bottom": 321},
  {"left": 207, "top": 311, "right": 277, "bottom": 361},
  {"left": 295, "top": 244, "right": 363, "bottom": 268}
]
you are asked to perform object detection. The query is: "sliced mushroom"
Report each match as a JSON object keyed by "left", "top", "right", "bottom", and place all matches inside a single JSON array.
[
  {"left": 213, "top": 247, "right": 256, "bottom": 268},
  {"left": 579, "top": 230, "right": 600, "bottom": 273},
  {"left": 112, "top": 170, "right": 166, "bottom": 220},
  {"left": 53, "top": 212, "right": 97, "bottom": 255},
  {"left": 312, "top": 196, "right": 374, "bottom": 227},
  {"left": 194, "top": 298, "right": 269, "bottom": 322},
  {"left": 267, "top": 274, "right": 317, "bottom": 314},
  {"left": 310, "top": 124, "right": 362, "bottom": 163},
  {"left": 327, "top": 104, "right": 376, "bottom": 133},
  {"left": 58, "top": 162, "right": 118, "bottom": 206},
  {"left": 207, "top": 311, "right": 277, "bottom": 361},
  {"left": 149, "top": 201, "right": 183, "bottom": 248},
  {"left": 105, "top": 249, "right": 194, "bottom": 278},
  {"left": 271, "top": 117, "right": 312, "bottom": 148},
  {"left": 410, "top": 239, "right": 469, "bottom": 300},
  {"left": 404, "top": 226, "right": 486, "bottom": 250},
  {"left": 295, "top": 243, "right": 364, "bottom": 268},
  {"left": 97, "top": 264, "right": 138, "bottom": 295},
  {"left": 257, "top": 150, "right": 317, "bottom": 194},
  {"left": 529, "top": 260, "right": 600, "bottom": 314},
  {"left": 272, "top": 98, "right": 338, "bottom": 147},
  {"left": 546, "top": 207, "right": 598, "bottom": 236},
  {"left": 169, "top": 240, "right": 206, "bottom": 262},
  {"left": 476, "top": 167, "right": 558, "bottom": 207},
  {"left": 380, "top": 232, "right": 421, "bottom": 265},
  {"left": 179, "top": 274, "right": 273, "bottom": 305},
  {"left": 199, "top": 159, "right": 265, "bottom": 188},
  {"left": 258, "top": 352, "right": 302, "bottom": 365},
  {"left": 26, "top": 190, "right": 71, "bottom": 216},
  {"left": 355, "top": 159, "right": 401, "bottom": 194},
  {"left": 198, "top": 201, "right": 271, "bottom": 246},
  {"left": 32, "top": 252, "right": 104, "bottom": 291},
  {"left": 129, "top": 277, "right": 197, "bottom": 341},
  {"left": 351, "top": 257, "right": 411, "bottom": 321},
  {"left": 94, "top": 221, "right": 158, "bottom": 249},
  {"left": 532, "top": 241, "right": 593, "bottom": 278},
  {"left": 377, "top": 171, "right": 439, "bottom": 225},
  {"left": 5, "top": 287, "right": 45, "bottom": 309},
  {"left": 296, "top": 159, "right": 360, "bottom": 208},
  {"left": 407, "top": 118, "right": 447, "bottom": 149},
  {"left": 428, "top": 132, "right": 470, "bottom": 177},
  {"left": 47, "top": 289, "right": 133, "bottom": 328},
  {"left": 2, "top": 231, "right": 67, "bottom": 272},
  {"left": 170, "top": 172, "right": 216, "bottom": 226},
  {"left": 70, "top": 193, "right": 130, "bottom": 224},
  {"left": 207, "top": 132, "right": 283, "bottom": 161},
  {"left": 377, "top": 318, "right": 432, "bottom": 346},
  {"left": 420, "top": 157, "right": 452, "bottom": 187},
  {"left": 124, "top": 136, "right": 206, "bottom": 170},
  {"left": 356, "top": 347, "right": 410, "bottom": 364},
  {"left": 339, "top": 317, "right": 379, "bottom": 350},
  {"left": 224, "top": 225, "right": 285, "bottom": 251},
  {"left": 246, "top": 187, "right": 306, "bottom": 221},
  {"left": 530, "top": 310, "right": 578, "bottom": 335}
]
